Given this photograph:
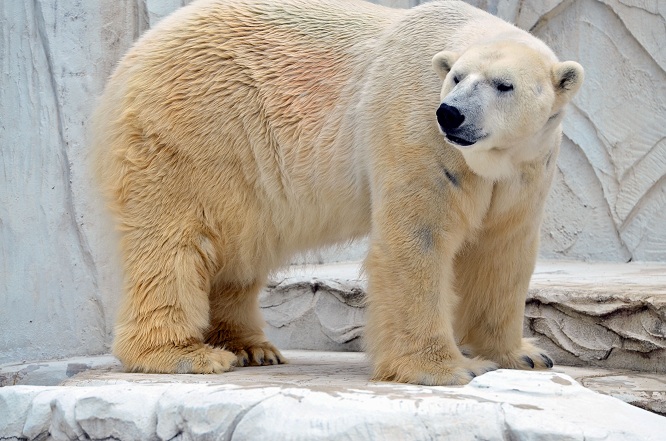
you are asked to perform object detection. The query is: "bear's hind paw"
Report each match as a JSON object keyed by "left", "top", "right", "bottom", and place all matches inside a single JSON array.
[
  {"left": 176, "top": 345, "right": 238, "bottom": 374},
  {"left": 120, "top": 343, "right": 237, "bottom": 374}
]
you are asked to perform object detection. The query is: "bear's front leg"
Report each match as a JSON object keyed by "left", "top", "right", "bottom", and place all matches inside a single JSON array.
[
  {"left": 453, "top": 224, "right": 554, "bottom": 371},
  {"left": 453, "top": 172, "right": 554, "bottom": 371},
  {"left": 364, "top": 183, "right": 497, "bottom": 386}
]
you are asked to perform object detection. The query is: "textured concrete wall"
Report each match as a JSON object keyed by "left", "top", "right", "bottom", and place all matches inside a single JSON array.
[
  {"left": 1, "top": 1, "right": 132, "bottom": 365},
  {"left": 505, "top": 0, "right": 666, "bottom": 262},
  {"left": 1, "top": 0, "right": 664, "bottom": 364}
]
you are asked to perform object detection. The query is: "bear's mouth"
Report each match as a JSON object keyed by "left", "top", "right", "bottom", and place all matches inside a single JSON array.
[{"left": 445, "top": 133, "right": 476, "bottom": 147}]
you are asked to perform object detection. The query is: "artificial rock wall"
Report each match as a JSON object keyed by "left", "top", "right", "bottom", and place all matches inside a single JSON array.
[{"left": 1, "top": 0, "right": 664, "bottom": 364}]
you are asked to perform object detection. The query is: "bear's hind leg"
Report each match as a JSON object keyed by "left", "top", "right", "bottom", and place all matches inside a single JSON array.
[
  {"left": 113, "top": 228, "right": 237, "bottom": 374},
  {"left": 205, "top": 277, "right": 285, "bottom": 367}
]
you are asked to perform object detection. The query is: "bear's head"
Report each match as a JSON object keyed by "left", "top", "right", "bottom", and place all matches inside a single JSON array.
[{"left": 432, "top": 40, "right": 584, "bottom": 179}]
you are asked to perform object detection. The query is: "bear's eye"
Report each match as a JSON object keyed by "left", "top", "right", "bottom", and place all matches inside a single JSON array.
[
  {"left": 452, "top": 75, "right": 460, "bottom": 85},
  {"left": 496, "top": 82, "right": 514, "bottom": 92}
]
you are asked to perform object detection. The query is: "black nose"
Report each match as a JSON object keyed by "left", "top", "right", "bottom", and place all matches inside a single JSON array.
[{"left": 436, "top": 103, "right": 465, "bottom": 131}]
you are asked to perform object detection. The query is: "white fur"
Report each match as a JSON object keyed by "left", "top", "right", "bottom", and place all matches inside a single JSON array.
[{"left": 92, "top": 0, "right": 583, "bottom": 384}]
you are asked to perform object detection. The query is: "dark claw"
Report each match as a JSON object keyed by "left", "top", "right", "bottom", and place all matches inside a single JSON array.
[
  {"left": 240, "top": 357, "right": 249, "bottom": 367},
  {"left": 522, "top": 356, "right": 535, "bottom": 369},
  {"left": 259, "top": 357, "right": 265, "bottom": 365},
  {"left": 541, "top": 353, "right": 554, "bottom": 368},
  {"left": 468, "top": 370, "right": 477, "bottom": 378}
]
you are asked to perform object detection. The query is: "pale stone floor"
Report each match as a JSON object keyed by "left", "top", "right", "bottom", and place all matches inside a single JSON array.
[
  {"left": 1, "top": 350, "right": 665, "bottom": 415},
  {"left": 1, "top": 351, "right": 665, "bottom": 440}
]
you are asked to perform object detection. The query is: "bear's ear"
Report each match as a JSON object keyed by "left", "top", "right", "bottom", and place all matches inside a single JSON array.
[
  {"left": 432, "top": 51, "right": 460, "bottom": 80},
  {"left": 552, "top": 61, "right": 584, "bottom": 103}
]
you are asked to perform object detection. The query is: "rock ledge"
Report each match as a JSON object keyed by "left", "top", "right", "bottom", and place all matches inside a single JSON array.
[{"left": 0, "top": 351, "right": 664, "bottom": 440}]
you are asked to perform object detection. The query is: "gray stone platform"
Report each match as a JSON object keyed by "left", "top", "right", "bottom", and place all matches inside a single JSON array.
[
  {"left": 2, "top": 350, "right": 666, "bottom": 416},
  {"left": 1, "top": 351, "right": 665, "bottom": 440}
]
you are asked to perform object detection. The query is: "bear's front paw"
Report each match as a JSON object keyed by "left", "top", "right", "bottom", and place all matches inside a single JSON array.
[
  {"left": 373, "top": 354, "right": 498, "bottom": 386},
  {"left": 494, "top": 339, "right": 554, "bottom": 370}
]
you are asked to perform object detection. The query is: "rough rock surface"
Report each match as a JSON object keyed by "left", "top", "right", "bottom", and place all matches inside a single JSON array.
[
  {"left": 261, "top": 273, "right": 366, "bottom": 352},
  {"left": 525, "top": 262, "right": 666, "bottom": 372},
  {"left": 2, "top": 0, "right": 664, "bottom": 368},
  {"left": 0, "top": 352, "right": 664, "bottom": 440},
  {"left": 2, "top": 351, "right": 664, "bottom": 416},
  {"left": 0, "top": 356, "right": 119, "bottom": 388},
  {"left": 559, "top": 365, "right": 666, "bottom": 416}
]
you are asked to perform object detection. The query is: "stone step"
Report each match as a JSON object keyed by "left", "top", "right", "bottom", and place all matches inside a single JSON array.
[
  {"left": 1, "top": 350, "right": 664, "bottom": 417},
  {"left": 0, "top": 351, "right": 664, "bottom": 440},
  {"left": 261, "top": 260, "right": 666, "bottom": 373}
]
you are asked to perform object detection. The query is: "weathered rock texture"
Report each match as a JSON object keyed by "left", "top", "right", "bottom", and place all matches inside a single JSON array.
[
  {"left": 260, "top": 275, "right": 366, "bottom": 352},
  {"left": 0, "top": 355, "right": 119, "bottom": 388},
  {"left": 1, "top": 352, "right": 664, "bottom": 440},
  {"left": 1, "top": 0, "right": 131, "bottom": 366},
  {"left": 521, "top": 0, "right": 666, "bottom": 262},
  {"left": 1, "top": 0, "right": 664, "bottom": 365},
  {"left": 2, "top": 351, "right": 664, "bottom": 415},
  {"left": 525, "top": 262, "right": 666, "bottom": 372},
  {"left": 560, "top": 364, "right": 666, "bottom": 416}
]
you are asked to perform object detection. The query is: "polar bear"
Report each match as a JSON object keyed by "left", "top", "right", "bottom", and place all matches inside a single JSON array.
[{"left": 92, "top": 0, "right": 583, "bottom": 385}]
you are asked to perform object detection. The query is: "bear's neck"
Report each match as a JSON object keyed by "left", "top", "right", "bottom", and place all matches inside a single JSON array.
[
  {"left": 460, "top": 147, "right": 517, "bottom": 181},
  {"left": 459, "top": 127, "right": 561, "bottom": 181}
]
